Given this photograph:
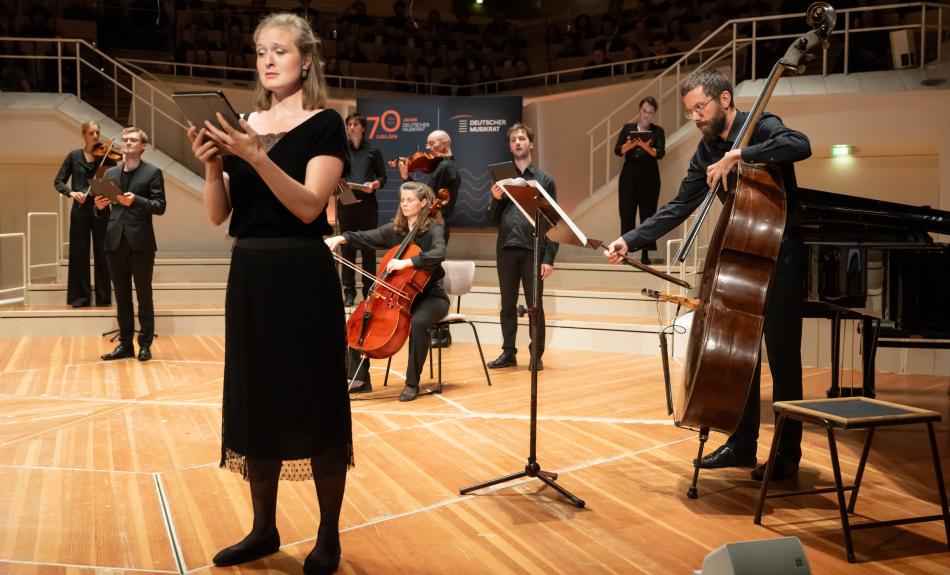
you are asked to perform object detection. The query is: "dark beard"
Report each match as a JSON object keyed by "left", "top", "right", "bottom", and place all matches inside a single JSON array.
[{"left": 700, "top": 108, "right": 727, "bottom": 140}]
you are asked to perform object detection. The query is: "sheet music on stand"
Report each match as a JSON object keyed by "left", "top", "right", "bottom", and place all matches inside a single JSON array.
[
  {"left": 495, "top": 178, "right": 588, "bottom": 247},
  {"left": 334, "top": 180, "right": 366, "bottom": 205}
]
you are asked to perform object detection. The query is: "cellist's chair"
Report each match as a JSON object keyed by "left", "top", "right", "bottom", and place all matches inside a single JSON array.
[{"left": 382, "top": 260, "right": 492, "bottom": 392}]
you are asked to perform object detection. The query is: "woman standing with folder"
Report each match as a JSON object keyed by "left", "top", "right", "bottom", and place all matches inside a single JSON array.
[{"left": 614, "top": 96, "right": 665, "bottom": 264}]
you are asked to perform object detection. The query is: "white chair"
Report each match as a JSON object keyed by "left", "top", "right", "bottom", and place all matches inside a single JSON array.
[{"left": 382, "top": 260, "right": 492, "bottom": 393}]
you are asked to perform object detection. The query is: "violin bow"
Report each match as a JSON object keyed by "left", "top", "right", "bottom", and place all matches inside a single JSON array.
[{"left": 587, "top": 238, "right": 692, "bottom": 289}]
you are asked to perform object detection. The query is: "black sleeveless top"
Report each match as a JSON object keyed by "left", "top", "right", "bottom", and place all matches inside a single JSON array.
[{"left": 224, "top": 108, "right": 348, "bottom": 239}]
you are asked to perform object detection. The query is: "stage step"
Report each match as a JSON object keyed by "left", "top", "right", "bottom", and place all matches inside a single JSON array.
[
  {"left": 26, "top": 280, "right": 676, "bottom": 318},
  {"left": 0, "top": 302, "right": 674, "bottom": 354}
]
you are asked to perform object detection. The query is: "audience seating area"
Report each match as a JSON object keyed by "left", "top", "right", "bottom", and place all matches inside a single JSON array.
[{"left": 0, "top": 0, "right": 930, "bottom": 94}]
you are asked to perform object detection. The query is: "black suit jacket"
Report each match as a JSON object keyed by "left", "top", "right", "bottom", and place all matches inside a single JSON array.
[{"left": 102, "top": 162, "right": 166, "bottom": 252}]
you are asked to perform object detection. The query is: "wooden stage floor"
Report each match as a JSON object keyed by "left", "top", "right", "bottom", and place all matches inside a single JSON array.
[{"left": 0, "top": 336, "right": 947, "bottom": 574}]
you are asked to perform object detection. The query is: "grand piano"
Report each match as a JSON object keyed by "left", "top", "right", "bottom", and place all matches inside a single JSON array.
[{"left": 799, "top": 188, "right": 950, "bottom": 397}]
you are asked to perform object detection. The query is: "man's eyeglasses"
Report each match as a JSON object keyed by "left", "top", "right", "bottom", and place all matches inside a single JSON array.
[
  {"left": 683, "top": 96, "right": 717, "bottom": 120},
  {"left": 121, "top": 136, "right": 142, "bottom": 143}
]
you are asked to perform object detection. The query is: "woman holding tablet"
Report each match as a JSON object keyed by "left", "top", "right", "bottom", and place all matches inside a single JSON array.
[
  {"left": 188, "top": 12, "right": 350, "bottom": 575},
  {"left": 614, "top": 96, "right": 665, "bottom": 264}
]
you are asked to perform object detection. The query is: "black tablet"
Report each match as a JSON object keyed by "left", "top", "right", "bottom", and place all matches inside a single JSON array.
[
  {"left": 488, "top": 161, "right": 518, "bottom": 183},
  {"left": 89, "top": 177, "right": 122, "bottom": 203},
  {"left": 173, "top": 90, "right": 245, "bottom": 133},
  {"left": 623, "top": 129, "right": 653, "bottom": 141}
]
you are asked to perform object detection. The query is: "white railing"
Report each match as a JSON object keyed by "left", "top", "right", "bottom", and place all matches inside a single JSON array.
[
  {"left": 0, "top": 233, "right": 27, "bottom": 305},
  {"left": 587, "top": 2, "right": 949, "bottom": 197},
  {"left": 27, "top": 212, "right": 59, "bottom": 286},
  {"left": 119, "top": 48, "right": 719, "bottom": 95},
  {"left": 0, "top": 36, "right": 189, "bottom": 151}
]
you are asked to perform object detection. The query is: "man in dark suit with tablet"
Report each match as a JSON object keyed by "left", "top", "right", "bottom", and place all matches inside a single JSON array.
[{"left": 93, "top": 126, "right": 167, "bottom": 362}]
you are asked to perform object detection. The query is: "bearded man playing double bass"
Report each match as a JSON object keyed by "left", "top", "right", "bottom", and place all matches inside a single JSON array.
[{"left": 604, "top": 68, "right": 811, "bottom": 481}]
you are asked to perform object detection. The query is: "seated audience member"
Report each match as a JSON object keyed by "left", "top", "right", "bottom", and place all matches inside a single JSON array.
[
  {"left": 582, "top": 42, "right": 613, "bottom": 79},
  {"left": 377, "top": 40, "right": 406, "bottom": 65},
  {"left": 338, "top": 34, "right": 368, "bottom": 62},
  {"left": 417, "top": 38, "right": 445, "bottom": 70},
  {"left": 556, "top": 33, "right": 583, "bottom": 59},
  {"left": 574, "top": 14, "right": 595, "bottom": 39},
  {"left": 394, "top": 61, "right": 424, "bottom": 93},
  {"left": 452, "top": 7, "right": 480, "bottom": 35}
]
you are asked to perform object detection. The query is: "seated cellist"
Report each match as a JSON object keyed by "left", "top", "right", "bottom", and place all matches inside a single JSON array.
[
  {"left": 325, "top": 181, "right": 449, "bottom": 402},
  {"left": 604, "top": 68, "right": 811, "bottom": 481}
]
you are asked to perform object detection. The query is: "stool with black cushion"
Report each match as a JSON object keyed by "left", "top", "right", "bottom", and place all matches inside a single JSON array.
[{"left": 754, "top": 397, "right": 950, "bottom": 563}]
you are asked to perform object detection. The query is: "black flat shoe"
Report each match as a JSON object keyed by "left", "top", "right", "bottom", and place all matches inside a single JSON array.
[
  {"left": 528, "top": 358, "right": 544, "bottom": 371},
  {"left": 343, "top": 295, "right": 355, "bottom": 307},
  {"left": 137, "top": 347, "right": 151, "bottom": 362},
  {"left": 398, "top": 385, "right": 419, "bottom": 402},
  {"left": 303, "top": 544, "right": 341, "bottom": 575},
  {"left": 487, "top": 351, "right": 517, "bottom": 369},
  {"left": 751, "top": 458, "right": 800, "bottom": 481},
  {"left": 347, "top": 379, "right": 372, "bottom": 393},
  {"left": 101, "top": 345, "right": 134, "bottom": 361},
  {"left": 694, "top": 444, "right": 757, "bottom": 469},
  {"left": 212, "top": 530, "right": 280, "bottom": 566}
]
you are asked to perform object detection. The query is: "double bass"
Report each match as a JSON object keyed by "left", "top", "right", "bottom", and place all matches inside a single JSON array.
[
  {"left": 671, "top": 3, "right": 836, "bottom": 498},
  {"left": 343, "top": 189, "right": 450, "bottom": 359}
]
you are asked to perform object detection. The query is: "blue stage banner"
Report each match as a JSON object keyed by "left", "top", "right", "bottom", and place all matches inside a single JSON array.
[{"left": 356, "top": 96, "right": 523, "bottom": 227}]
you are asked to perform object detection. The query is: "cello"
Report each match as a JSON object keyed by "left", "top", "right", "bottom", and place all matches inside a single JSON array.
[
  {"left": 671, "top": 3, "right": 836, "bottom": 498},
  {"left": 344, "top": 188, "right": 450, "bottom": 359}
]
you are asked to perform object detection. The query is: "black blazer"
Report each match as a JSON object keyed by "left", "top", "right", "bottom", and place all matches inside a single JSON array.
[{"left": 102, "top": 162, "right": 166, "bottom": 252}]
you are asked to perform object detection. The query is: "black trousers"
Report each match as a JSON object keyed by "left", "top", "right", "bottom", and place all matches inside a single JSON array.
[
  {"left": 105, "top": 236, "right": 156, "bottom": 348},
  {"left": 347, "top": 294, "right": 449, "bottom": 387},
  {"left": 338, "top": 201, "right": 378, "bottom": 299},
  {"left": 618, "top": 162, "right": 660, "bottom": 251},
  {"left": 496, "top": 247, "right": 546, "bottom": 357},
  {"left": 66, "top": 203, "right": 111, "bottom": 306},
  {"left": 727, "top": 231, "right": 804, "bottom": 463}
]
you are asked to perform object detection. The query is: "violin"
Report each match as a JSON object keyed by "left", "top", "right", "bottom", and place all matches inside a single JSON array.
[
  {"left": 344, "top": 188, "right": 450, "bottom": 359},
  {"left": 387, "top": 151, "right": 445, "bottom": 174},
  {"left": 85, "top": 138, "right": 124, "bottom": 198},
  {"left": 92, "top": 139, "right": 123, "bottom": 163}
]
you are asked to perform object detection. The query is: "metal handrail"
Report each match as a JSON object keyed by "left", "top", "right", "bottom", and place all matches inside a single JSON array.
[
  {"left": 586, "top": 1, "right": 949, "bottom": 197},
  {"left": 0, "top": 232, "right": 27, "bottom": 305},
  {"left": 118, "top": 49, "right": 718, "bottom": 94},
  {"left": 27, "top": 212, "right": 59, "bottom": 286},
  {"left": 0, "top": 36, "right": 189, "bottom": 147}
]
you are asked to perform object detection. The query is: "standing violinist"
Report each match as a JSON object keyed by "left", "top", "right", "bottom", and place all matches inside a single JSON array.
[
  {"left": 398, "top": 128, "right": 459, "bottom": 349},
  {"left": 54, "top": 120, "right": 111, "bottom": 308},
  {"left": 325, "top": 181, "right": 448, "bottom": 402},
  {"left": 604, "top": 68, "right": 811, "bottom": 482},
  {"left": 339, "top": 112, "right": 387, "bottom": 307}
]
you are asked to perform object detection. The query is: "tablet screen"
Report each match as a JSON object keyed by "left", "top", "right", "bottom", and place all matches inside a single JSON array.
[{"left": 173, "top": 90, "right": 245, "bottom": 134}]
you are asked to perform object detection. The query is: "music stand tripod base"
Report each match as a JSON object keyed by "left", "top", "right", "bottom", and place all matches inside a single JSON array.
[{"left": 459, "top": 183, "right": 585, "bottom": 509}]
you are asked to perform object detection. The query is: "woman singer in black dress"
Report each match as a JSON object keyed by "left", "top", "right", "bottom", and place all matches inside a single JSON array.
[
  {"left": 188, "top": 12, "right": 351, "bottom": 575},
  {"left": 324, "top": 181, "right": 449, "bottom": 403},
  {"left": 614, "top": 96, "right": 665, "bottom": 264}
]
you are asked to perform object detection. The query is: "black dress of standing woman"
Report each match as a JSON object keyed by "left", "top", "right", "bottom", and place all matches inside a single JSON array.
[
  {"left": 614, "top": 96, "right": 665, "bottom": 264},
  {"left": 188, "top": 12, "right": 351, "bottom": 575},
  {"left": 53, "top": 120, "right": 112, "bottom": 307},
  {"left": 324, "top": 181, "right": 449, "bottom": 403}
]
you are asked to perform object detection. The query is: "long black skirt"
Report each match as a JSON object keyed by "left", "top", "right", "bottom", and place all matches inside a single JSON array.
[{"left": 221, "top": 236, "right": 353, "bottom": 481}]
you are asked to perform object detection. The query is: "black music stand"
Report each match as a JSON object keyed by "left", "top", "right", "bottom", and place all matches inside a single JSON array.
[{"left": 459, "top": 178, "right": 585, "bottom": 508}]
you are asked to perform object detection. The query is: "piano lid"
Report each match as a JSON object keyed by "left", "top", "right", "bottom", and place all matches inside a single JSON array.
[{"left": 799, "top": 188, "right": 950, "bottom": 236}]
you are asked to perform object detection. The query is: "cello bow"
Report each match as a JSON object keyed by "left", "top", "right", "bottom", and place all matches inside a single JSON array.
[{"left": 587, "top": 238, "right": 692, "bottom": 289}]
